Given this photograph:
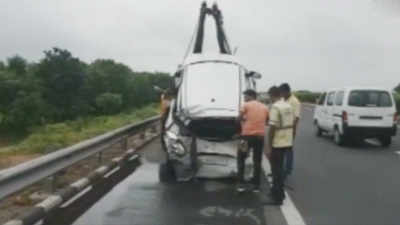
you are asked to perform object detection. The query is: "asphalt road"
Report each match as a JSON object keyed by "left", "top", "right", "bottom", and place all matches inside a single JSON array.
[
  {"left": 45, "top": 106, "right": 400, "bottom": 225},
  {"left": 59, "top": 140, "right": 284, "bottom": 225},
  {"left": 288, "top": 106, "right": 400, "bottom": 225}
]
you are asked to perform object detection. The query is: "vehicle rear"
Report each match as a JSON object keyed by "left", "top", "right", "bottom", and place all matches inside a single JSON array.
[
  {"left": 342, "top": 88, "right": 397, "bottom": 145},
  {"left": 181, "top": 61, "right": 242, "bottom": 178}
]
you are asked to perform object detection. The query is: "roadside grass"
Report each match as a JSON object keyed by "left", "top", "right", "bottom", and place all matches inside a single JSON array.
[{"left": 0, "top": 104, "right": 158, "bottom": 156}]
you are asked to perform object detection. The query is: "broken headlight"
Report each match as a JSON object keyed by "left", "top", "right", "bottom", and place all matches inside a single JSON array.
[{"left": 166, "top": 131, "right": 187, "bottom": 157}]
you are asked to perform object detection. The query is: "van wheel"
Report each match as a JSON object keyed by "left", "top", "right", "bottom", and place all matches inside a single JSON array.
[
  {"left": 379, "top": 136, "right": 392, "bottom": 147},
  {"left": 314, "top": 121, "right": 322, "bottom": 137},
  {"left": 333, "top": 128, "right": 345, "bottom": 146},
  {"left": 159, "top": 160, "right": 176, "bottom": 183}
]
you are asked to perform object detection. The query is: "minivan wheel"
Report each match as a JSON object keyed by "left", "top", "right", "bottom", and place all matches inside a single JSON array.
[
  {"left": 333, "top": 128, "right": 345, "bottom": 146},
  {"left": 314, "top": 121, "right": 322, "bottom": 137},
  {"left": 379, "top": 135, "right": 392, "bottom": 147}
]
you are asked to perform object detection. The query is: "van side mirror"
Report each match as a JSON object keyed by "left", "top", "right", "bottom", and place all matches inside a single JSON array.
[{"left": 246, "top": 71, "right": 262, "bottom": 79}]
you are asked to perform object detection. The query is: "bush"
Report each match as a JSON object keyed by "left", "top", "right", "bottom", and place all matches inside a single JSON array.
[
  {"left": 0, "top": 104, "right": 158, "bottom": 154},
  {"left": 95, "top": 93, "right": 123, "bottom": 115},
  {"left": 4, "top": 92, "right": 47, "bottom": 131},
  {"left": 294, "top": 91, "right": 321, "bottom": 103},
  {"left": 394, "top": 92, "right": 400, "bottom": 113}
]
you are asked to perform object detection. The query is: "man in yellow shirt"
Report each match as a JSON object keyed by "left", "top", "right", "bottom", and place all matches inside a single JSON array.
[
  {"left": 264, "top": 86, "right": 295, "bottom": 205},
  {"left": 279, "top": 83, "right": 300, "bottom": 179}
]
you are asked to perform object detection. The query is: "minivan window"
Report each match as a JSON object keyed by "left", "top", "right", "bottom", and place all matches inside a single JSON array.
[
  {"left": 318, "top": 93, "right": 327, "bottom": 105},
  {"left": 327, "top": 92, "right": 335, "bottom": 106},
  {"left": 348, "top": 90, "right": 392, "bottom": 107},
  {"left": 335, "top": 91, "right": 344, "bottom": 106}
]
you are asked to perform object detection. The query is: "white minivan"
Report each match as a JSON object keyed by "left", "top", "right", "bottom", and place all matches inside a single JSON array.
[{"left": 313, "top": 87, "right": 398, "bottom": 146}]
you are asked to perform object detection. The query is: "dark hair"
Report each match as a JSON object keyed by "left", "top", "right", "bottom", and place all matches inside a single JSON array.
[
  {"left": 279, "top": 83, "right": 291, "bottom": 93},
  {"left": 243, "top": 89, "right": 257, "bottom": 98},
  {"left": 268, "top": 86, "right": 280, "bottom": 98}
]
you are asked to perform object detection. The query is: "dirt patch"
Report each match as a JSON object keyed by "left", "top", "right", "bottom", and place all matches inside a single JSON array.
[{"left": 0, "top": 154, "right": 42, "bottom": 170}]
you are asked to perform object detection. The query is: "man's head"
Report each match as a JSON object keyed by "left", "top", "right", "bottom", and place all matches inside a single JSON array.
[
  {"left": 268, "top": 86, "right": 281, "bottom": 103},
  {"left": 279, "top": 83, "right": 291, "bottom": 99},
  {"left": 243, "top": 89, "right": 257, "bottom": 102}
]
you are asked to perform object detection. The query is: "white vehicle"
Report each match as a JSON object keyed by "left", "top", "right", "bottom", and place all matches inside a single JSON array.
[
  {"left": 159, "top": 3, "right": 261, "bottom": 182},
  {"left": 313, "top": 87, "right": 398, "bottom": 146}
]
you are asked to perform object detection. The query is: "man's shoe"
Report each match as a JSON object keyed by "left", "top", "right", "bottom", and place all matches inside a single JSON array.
[
  {"left": 251, "top": 186, "right": 260, "bottom": 193},
  {"left": 236, "top": 183, "right": 247, "bottom": 193}
]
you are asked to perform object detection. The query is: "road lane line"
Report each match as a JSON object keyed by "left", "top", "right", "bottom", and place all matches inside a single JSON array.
[{"left": 262, "top": 155, "right": 307, "bottom": 225}]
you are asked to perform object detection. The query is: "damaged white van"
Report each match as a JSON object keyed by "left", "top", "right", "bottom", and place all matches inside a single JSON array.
[
  {"left": 159, "top": 3, "right": 262, "bottom": 182},
  {"left": 160, "top": 54, "right": 261, "bottom": 181}
]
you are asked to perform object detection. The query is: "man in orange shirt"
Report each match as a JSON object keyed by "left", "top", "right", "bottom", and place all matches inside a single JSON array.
[
  {"left": 160, "top": 89, "right": 172, "bottom": 132},
  {"left": 237, "top": 89, "right": 269, "bottom": 193}
]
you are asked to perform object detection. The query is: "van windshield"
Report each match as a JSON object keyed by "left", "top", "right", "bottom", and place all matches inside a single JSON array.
[{"left": 348, "top": 90, "right": 392, "bottom": 107}]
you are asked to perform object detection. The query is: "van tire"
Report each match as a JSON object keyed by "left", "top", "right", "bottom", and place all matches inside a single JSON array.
[
  {"left": 379, "top": 136, "right": 392, "bottom": 147},
  {"left": 333, "top": 128, "right": 345, "bottom": 146},
  {"left": 159, "top": 160, "right": 176, "bottom": 183},
  {"left": 314, "top": 121, "right": 322, "bottom": 137}
]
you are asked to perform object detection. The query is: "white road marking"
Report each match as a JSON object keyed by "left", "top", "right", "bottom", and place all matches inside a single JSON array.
[{"left": 262, "top": 155, "right": 307, "bottom": 225}]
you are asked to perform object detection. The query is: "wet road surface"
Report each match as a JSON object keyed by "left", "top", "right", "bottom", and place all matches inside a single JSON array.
[
  {"left": 287, "top": 106, "right": 400, "bottom": 225},
  {"left": 57, "top": 140, "right": 282, "bottom": 225},
  {"left": 44, "top": 106, "right": 400, "bottom": 225}
]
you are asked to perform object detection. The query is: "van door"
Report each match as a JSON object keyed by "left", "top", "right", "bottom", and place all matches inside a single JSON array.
[
  {"left": 314, "top": 92, "right": 327, "bottom": 127},
  {"left": 333, "top": 90, "right": 345, "bottom": 131},
  {"left": 324, "top": 91, "right": 336, "bottom": 131},
  {"left": 346, "top": 90, "right": 395, "bottom": 128}
]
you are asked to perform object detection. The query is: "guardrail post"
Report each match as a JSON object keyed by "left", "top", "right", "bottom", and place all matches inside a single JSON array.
[
  {"left": 122, "top": 136, "right": 128, "bottom": 151},
  {"left": 98, "top": 152, "right": 103, "bottom": 164},
  {"left": 51, "top": 174, "right": 58, "bottom": 192},
  {"left": 151, "top": 124, "right": 157, "bottom": 133},
  {"left": 140, "top": 130, "right": 146, "bottom": 140}
]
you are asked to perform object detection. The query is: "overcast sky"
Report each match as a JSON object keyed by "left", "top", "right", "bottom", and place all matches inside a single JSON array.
[{"left": 1, "top": 0, "right": 400, "bottom": 91}]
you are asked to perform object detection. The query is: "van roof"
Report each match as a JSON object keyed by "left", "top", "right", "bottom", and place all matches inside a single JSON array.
[
  {"left": 183, "top": 53, "right": 243, "bottom": 67},
  {"left": 325, "top": 87, "right": 393, "bottom": 93}
]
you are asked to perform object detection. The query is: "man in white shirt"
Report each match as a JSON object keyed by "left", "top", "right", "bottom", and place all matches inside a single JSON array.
[
  {"left": 279, "top": 83, "right": 301, "bottom": 179},
  {"left": 264, "top": 86, "right": 295, "bottom": 205}
]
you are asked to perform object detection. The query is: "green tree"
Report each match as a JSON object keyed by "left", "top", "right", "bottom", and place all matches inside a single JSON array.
[
  {"left": 0, "top": 61, "right": 5, "bottom": 70},
  {"left": 86, "top": 59, "right": 134, "bottom": 109},
  {"left": 394, "top": 83, "right": 400, "bottom": 94},
  {"left": 5, "top": 92, "right": 47, "bottom": 131},
  {"left": 95, "top": 93, "right": 123, "bottom": 115},
  {"left": 7, "top": 55, "right": 27, "bottom": 76},
  {"left": 35, "top": 48, "right": 88, "bottom": 121}
]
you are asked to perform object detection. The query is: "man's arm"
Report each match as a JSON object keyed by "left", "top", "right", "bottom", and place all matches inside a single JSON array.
[
  {"left": 293, "top": 117, "right": 299, "bottom": 138},
  {"left": 292, "top": 98, "right": 301, "bottom": 138}
]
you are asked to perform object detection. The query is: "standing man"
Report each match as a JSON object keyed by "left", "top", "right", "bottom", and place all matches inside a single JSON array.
[
  {"left": 237, "top": 89, "right": 269, "bottom": 193},
  {"left": 264, "top": 86, "right": 295, "bottom": 205},
  {"left": 279, "top": 83, "right": 300, "bottom": 179}
]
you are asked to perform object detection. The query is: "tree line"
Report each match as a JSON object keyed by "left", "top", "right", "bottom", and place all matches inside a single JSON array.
[{"left": 0, "top": 48, "right": 173, "bottom": 132}]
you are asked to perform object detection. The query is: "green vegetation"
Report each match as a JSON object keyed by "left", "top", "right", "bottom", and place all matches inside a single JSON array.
[
  {"left": 0, "top": 47, "right": 172, "bottom": 155},
  {"left": 294, "top": 90, "right": 321, "bottom": 103},
  {"left": 0, "top": 48, "right": 172, "bottom": 133},
  {"left": 0, "top": 104, "right": 158, "bottom": 155},
  {"left": 394, "top": 91, "right": 400, "bottom": 113}
]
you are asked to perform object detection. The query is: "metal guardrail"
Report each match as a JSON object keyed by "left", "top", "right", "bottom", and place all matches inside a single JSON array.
[{"left": 0, "top": 116, "right": 160, "bottom": 200}]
